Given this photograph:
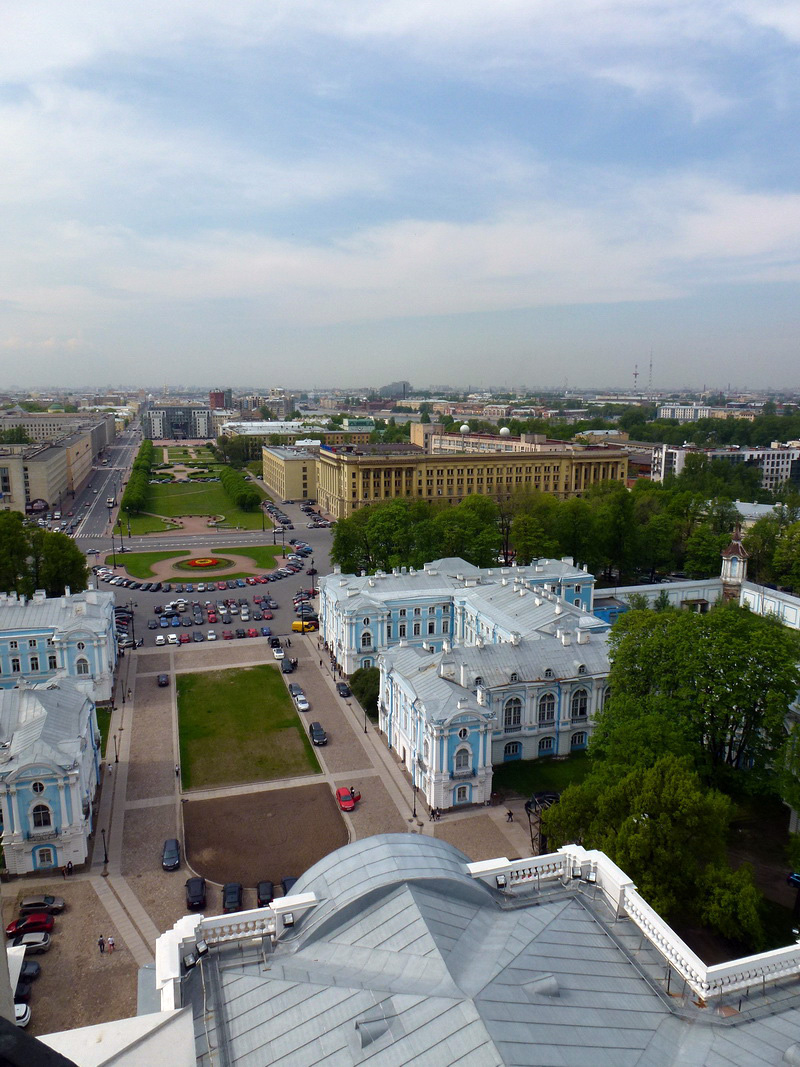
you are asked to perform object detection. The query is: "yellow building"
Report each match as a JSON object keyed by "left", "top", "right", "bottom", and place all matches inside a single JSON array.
[
  {"left": 0, "top": 444, "right": 70, "bottom": 513},
  {"left": 261, "top": 446, "right": 318, "bottom": 501},
  {"left": 315, "top": 445, "right": 628, "bottom": 520}
]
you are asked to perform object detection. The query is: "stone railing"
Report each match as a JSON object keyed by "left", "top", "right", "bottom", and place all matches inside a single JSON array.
[
  {"left": 468, "top": 846, "right": 800, "bottom": 1002},
  {"left": 198, "top": 908, "right": 276, "bottom": 945}
]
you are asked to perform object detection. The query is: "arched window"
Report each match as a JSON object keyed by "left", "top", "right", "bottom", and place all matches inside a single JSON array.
[
  {"left": 32, "top": 804, "right": 52, "bottom": 828},
  {"left": 571, "top": 732, "right": 587, "bottom": 749},
  {"left": 538, "top": 692, "right": 555, "bottom": 724},
  {"left": 504, "top": 741, "right": 522, "bottom": 761},
  {"left": 362, "top": 658, "right": 372, "bottom": 669},
  {"left": 458, "top": 727, "right": 469, "bottom": 740},
  {"left": 538, "top": 737, "right": 554, "bottom": 755},
  {"left": 571, "top": 689, "right": 588, "bottom": 720},
  {"left": 76, "top": 658, "right": 90, "bottom": 676},
  {"left": 578, "top": 664, "right": 586, "bottom": 675},
  {"left": 603, "top": 686, "right": 611, "bottom": 708},
  {"left": 544, "top": 667, "right": 554, "bottom": 679},
  {"left": 455, "top": 749, "right": 470, "bottom": 769},
  {"left": 503, "top": 697, "right": 522, "bottom": 731},
  {"left": 360, "top": 632, "right": 372, "bottom": 649},
  {"left": 510, "top": 672, "right": 518, "bottom": 683},
  {"left": 474, "top": 676, "right": 483, "bottom": 687},
  {"left": 455, "top": 785, "right": 468, "bottom": 803}
]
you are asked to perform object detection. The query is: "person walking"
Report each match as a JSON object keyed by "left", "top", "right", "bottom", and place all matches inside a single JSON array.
[
  {"left": 107, "top": 936, "right": 115, "bottom": 953},
  {"left": 98, "top": 935, "right": 105, "bottom": 954},
  {"left": 506, "top": 809, "right": 514, "bottom": 823},
  {"left": 175, "top": 764, "right": 180, "bottom": 778},
  {"left": 61, "top": 866, "right": 67, "bottom": 879},
  {"left": 67, "top": 861, "right": 73, "bottom": 876}
]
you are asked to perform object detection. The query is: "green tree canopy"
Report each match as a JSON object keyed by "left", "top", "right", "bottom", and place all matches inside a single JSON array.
[{"left": 0, "top": 513, "right": 88, "bottom": 597}]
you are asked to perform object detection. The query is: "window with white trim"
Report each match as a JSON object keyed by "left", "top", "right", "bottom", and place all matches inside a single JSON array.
[
  {"left": 427, "top": 621, "right": 435, "bottom": 634},
  {"left": 455, "top": 749, "right": 470, "bottom": 769},
  {"left": 456, "top": 785, "right": 468, "bottom": 803},
  {"left": 398, "top": 623, "right": 406, "bottom": 638},
  {"left": 538, "top": 692, "right": 555, "bottom": 724},
  {"left": 413, "top": 622, "right": 421, "bottom": 636},
  {"left": 76, "top": 658, "right": 90, "bottom": 676},
  {"left": 32, "top": 804, "right": 52, "bottom": 828},
  {"left": 30, "top": 656, "right": 39, "bottom": 672},
  {"left": 48, "top": 655, "right": 57, "bottom": 670},
  {"left": 11, "top": 658, "right": 20, "bottom": 673},
  {"left": 538, "top": 736, "right": 554, "bottom": 754},
  {"left": 360, "top": 631, "right": 372, "bottom": 649},
  {"left": 571, "top": 688, "right": 588, "bottom": 719},
  {"left": 504, "top": 697, "right": 522, "bottom": 731}
]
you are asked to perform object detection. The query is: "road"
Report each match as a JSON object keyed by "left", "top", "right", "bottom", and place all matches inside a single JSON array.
[{"left": 69, "top": 427, "right": 143, "bottom": 539}]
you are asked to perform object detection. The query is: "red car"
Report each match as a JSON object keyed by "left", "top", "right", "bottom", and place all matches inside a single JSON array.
[
  {"left": 335, "top": 787, "right": 361, "bottom": 812},
  {"left": 247, "top": 628, "right": 259, "bottom": 638},
  {"left": 6, "top": 913, "right": 54, "bottom": 937},
  {"left": 263, "top": 611, "right": 273, "bottom": 620},
  {"left": 179, "top": 633, "right": 190, "bottom": 644},
  {"left": 246, "top": 577, "right": 257, "bottom": 585},
  {"left": 255, "top": 575, "right": 268, "bottom": 583},
  {"left": 222, "top": 630, "right": 234, "bottom": 640},
  {"left": 208, "top": 613, "right": 217, "bottom": 624},
  {"left": 216, "top": 581, "right": 227, "bottom": 590}
]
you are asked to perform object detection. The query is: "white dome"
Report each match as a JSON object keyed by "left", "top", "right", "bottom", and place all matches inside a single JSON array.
[
  {"left": 499, "top": 426, "right": 511, "bottom": 437},
  {"left": 460, "top": 423, "right": 470, "bottom": 434}
]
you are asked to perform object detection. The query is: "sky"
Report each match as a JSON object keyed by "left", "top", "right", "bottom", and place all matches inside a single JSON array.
[{"left": 2, "top": 1, "right": 800, "bottom": 391}]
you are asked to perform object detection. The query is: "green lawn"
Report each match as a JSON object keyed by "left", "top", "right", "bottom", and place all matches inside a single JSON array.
[
  {"left": 121, "top": 513, "right": 179, "bottom": 535},
  {"left": 143, "top": 480, "right": 268, "bottom": 528},
  {"left": 97, "top": 707, "right": 112, "bottom": 760},
  {"left": 177, "top": 665, "right": 320, "bottom": 788},
  {"left": 111, "top": 543, "right": 286, "bottom": 578},
  {"left": 491, "top": 753, "right": 590, "bottom": 797}
]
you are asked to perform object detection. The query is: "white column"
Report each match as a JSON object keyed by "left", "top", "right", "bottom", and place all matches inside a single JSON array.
[{"left": 57, "top": 780, "right": 69, "bottom": 828}]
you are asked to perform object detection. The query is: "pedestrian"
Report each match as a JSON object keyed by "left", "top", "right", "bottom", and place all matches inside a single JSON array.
[
  {"left": 98, "top": 935, "right": 105, "bottom": 954},
  {"left": 319, "top": 659, "right": 323, "bottom": 667},
  {"left": 175, "top": 764, "right": 180, "bottom": 778},
  {"left": 428, "top": 809, "right": 434, "bottom": 822},
  {"left": 286, "top": 638, "right": 291, "bottom": 647},
  {"left": 67, "top": 861, "right": 73, "bottom": 876},
  {"left": 61, "top": 865, "right": 67, "bottom": 879},
  {"left": 107, "top": 764, "right": 112, "bottom": 775},
  {"left": 506, "top": 809, "right": 514, "bottom": 822},
  {"left": 107, "top": 936, "right": 115, "bottom": 953}
]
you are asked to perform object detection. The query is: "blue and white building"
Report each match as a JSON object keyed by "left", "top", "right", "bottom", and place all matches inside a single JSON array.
[
  {"left": 0, "top": 588, "right": 118, "bottom": 703},
  {"left": 319, "top": 556, "right": 597, "bottom": 675},
  {"left": 0, "top": 675, "right": 102, "bottom": 874}
]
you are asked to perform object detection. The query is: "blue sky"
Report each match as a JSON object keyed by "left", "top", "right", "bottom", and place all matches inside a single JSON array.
[{"left": 2, "top": 1, "right": 800, "bottom": 390}]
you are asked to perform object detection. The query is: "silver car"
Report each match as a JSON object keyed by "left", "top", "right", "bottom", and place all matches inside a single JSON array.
[
  {"left": 19, "top": 894, "right": 65, "bottom": 915},
  {"left": 10, "top": 932, "right": 51, "bottom": 954}
]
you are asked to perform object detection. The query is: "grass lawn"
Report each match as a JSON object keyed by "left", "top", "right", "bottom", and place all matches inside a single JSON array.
[
  {"left": 115, "top": 544, "right": 285, "bottom": 578},
  {"left": 491, "top": 753, "right": 590, "bottom": 797},
  {"left": 97, "top": 707, "right": 112, "bottom": 760},
  {"left": 144, "top": 480, "right": 267, "bottom": 528},
  {"left": 177, "top": 665, "right": 320, "bottom": 789},
  {"left": 121, "top": 513, "right": 179, "bottom": 535}
]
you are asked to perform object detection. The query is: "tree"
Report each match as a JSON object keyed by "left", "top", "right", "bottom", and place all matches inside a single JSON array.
[
  {"left": 350, "top": 667, "right": 380, "bottom": 720},
  {"left": 0, "top": 514, "right": 88, "bottom": 597},
  {"left": 511, "top": 514, "right": 559, "bottom": 563},
  {"left": 695, "top": 865, "right": 765, "bottom": 949},
  {"left": 606, "top": 604, "right": 800, "bottom": 785},
  {"left": 684, "top": 524, "right": 729, "bottom": 578},
  {"left": 543, "top": 755, "right": 731, "bottom": 917},
  {"left": 774, "top": 522, "right": 800, "bottom": 592}
]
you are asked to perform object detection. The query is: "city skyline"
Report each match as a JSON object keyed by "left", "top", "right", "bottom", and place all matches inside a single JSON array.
[{"left": 2, "top": 2, "right": 800, "bottom": 388}]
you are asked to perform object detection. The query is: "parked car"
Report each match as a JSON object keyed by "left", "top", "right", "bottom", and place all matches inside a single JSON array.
[
  {"left": 260, "top": 626, "right": 272, "bottom": 637},
  {"left": 147, "top": 619, "right": 158, "bottom": 630},
  {"left": 161, "top": 838, "right": 181, "bottom": 871},
  {"left": 269, "top": 637, "right": 281, "bottom": 648},
  {"left": 185, "top": 877, "right": 207, "bottom": 909},
  {"left": 6, "top": 914, "right": 54, "bottom": 937},
  {"left": 19, "top": 959, "right": 41, "bottom": 981},
  {"left": 167, "top": 633, "right": 179, "bottom": 645},
  {"left": 15, "top": 979, "right": 32, "bottom": 1002},
  {"left": 179, "top": 633, "right": 190, "bottom": 644},
  {"left": 157, "top": 674, "right": 169, "bottom": 687},
  {"left": 222, "top": 882, "right": 243, "bottom": 913},
  {"left": 309, "top": 721, "right": 327, "bottom": 746},
  {"left": 292, "top": 619, "right": 318, "bottom": 633},
  {"left": 336, "top": 787, "right": 361, "bottom": 811},
  {"left": 288, "top": 683, "right": 304, "bottom": 697},
  {"left": 207, "top": 630, "right": 217, "bottom": 640},
  {"left": 281, "top": 659, "right": 294, "bottom": 674},
  {"left": 295, "top": 695, "right": 310, "bottom": 712},
  {"left": 222, "top": 630, "right": 234, "bottom": 640},
  {"left": 14, "top": 1003, "right": 31, "bottom": 1028},
  {"left": 788, "top": 872, "right": 800, "bottom": 889},
  {"left": 9, "top": 932, "right": 51, "bottom": 954},
  {"left": 336, "top": 683, "right": 351, "bottom": 698},
  {"left": 256, "top": 881, "right": 274, "bottom": 907},
  {"left": 19, "top": 894, "right": 65, "bottom": 915},
  {"left": 281, "top": 877, "right": 298, "bottom": 895},
  {"left": 273, "top": 647, "right": 285, "bottom": 660},
  {"left": 155, "top": 635, "right": 166, "bottom": 646}
]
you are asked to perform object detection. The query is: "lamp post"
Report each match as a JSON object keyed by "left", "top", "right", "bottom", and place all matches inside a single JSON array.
[
  {"left": 364, "top": 698, "right": 368, "bottom": 734},
  {"left": 113, "top": 733, "right": 120, "bottom": 763},
  {"left": 101, "top": 827, "right": 109, "bottom": 866},
  {"left": 411, "top": 764, "right": 417, "bottom": 820},
  {"left": 310, "top": 558, "right": 315, "bottom": 596}
]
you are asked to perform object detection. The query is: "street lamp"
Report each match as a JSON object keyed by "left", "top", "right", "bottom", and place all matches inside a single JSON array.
[
  {"left": 310, "top": 558, "right": 315, "bottom": 596},
  {"left": 411, "top": 765, "right": 417, "bottom": 820},
  {"left": 113, "top": 733, "right": 120, "bottom": 763},
  {"left": 363, "top": 699, "right": 368, "bottom": 734},
  {"left": 101, "top": 827, "right": 109, "bottom": 866}
]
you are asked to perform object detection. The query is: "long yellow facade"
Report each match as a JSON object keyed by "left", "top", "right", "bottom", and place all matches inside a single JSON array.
[{"left": 315, "top": 447, "right": 628, "bottom": 519}]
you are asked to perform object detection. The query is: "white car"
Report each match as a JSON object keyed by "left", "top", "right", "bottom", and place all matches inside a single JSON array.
[
  {"left": 167, "top": 633, "right": 179, "bottom": 645},
  {"left": 207, "top": 630, "right": 217, "bottom": 641},
  {"left": 295, "top": 695, "right": 310, "bottom": 712},
  {"left": 155, "top": 635, "right": 166, "bottom": 646},
  {"left": 15, "top": 1003, "right": 30, "bottom": 1028},
  {"left": 272, "top": 647, "right": 285, "bottom": 660}
]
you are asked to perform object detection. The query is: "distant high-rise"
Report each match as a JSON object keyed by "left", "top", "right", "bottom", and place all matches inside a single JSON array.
[
  {"left": 378, "top": 380, "right": 412, "bottom": 399},
  {"left": 209, "top": 388, "right": 232, "bottom": 409}
]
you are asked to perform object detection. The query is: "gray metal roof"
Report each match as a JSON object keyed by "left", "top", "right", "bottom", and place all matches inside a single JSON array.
[
  {"left": 0, "top": 675, "right": 92, "bottom": 772},
  {"left": 0, "top": 588, "right": 113, "bottom": 634},
  {"left": 189, "top": 835, "right": 800, "bottom": 1066}
]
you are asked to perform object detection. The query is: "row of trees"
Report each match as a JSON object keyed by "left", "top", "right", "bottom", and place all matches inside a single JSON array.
[
  {"left": 218, "top": 466, "right": 261, "bottom": 512},
  {"left": 0, "top": 513, "right": 88, "bottom": 597},
  {"left": 331, "top": 496, "right": 502, "bottom": 573},
  {"left": 331, "top": 465, "right": 759, "bottom": 582},
  {"left": 542, "top": 604, "right": 800, "bottom": 947},
  {"left": 743, "top": 511, "right": 800, "bottom": 593},
  {"left": 120, "top": 440, "right": 155, "bottom": 514}
]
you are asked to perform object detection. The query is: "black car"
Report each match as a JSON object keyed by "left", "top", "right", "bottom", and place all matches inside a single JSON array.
[
  {"left": 336, "top": 683, "right": 351, "bottom": 698},
  {"left": 14, "top": 980, "right": 32, "bottom": 1003},
  {"left": 281, "top": 659, "right": 294, "bottom": 674},
  {"left": 185, "top": 877, "right": 207, "bottom": 909},
  {"left": 161, "top": 838, "right": 181, "bottom": 871},
  {"left": 524, "top": 791, "right": 560, "bottom": 815},
  {"left": 222, "top": 882, "right": 243, "bottom": 913},
  {"left": 19, "top": 960, "right": 40, "bottom": 982},
  {"left": 256, "top": 881, "right": 274, "bottom": 907},
  {"left": 269, "top": 637, "right": 281, "bottom": 648},
  {"left": 147, "top": 619, "right": 158, "bottom": 629},
  {"left": 235, "top": 628, "right": 246, "bottom": 639},
  {"left": 309, "top": 721, "right": 327, "bottom": 746},
  {"left": 192, "top": 631, "right": 204, "bottom": 642},
  {"left": 281, "top": 877, "right": 298, "bottom": 895},
  {"left": 157, "top": 673, "right": 169, "bottom": 687}
]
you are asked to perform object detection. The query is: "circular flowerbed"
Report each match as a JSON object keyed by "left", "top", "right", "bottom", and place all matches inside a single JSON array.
[{"left": 177, "top": 556, "right": 233, "bottom": 570}]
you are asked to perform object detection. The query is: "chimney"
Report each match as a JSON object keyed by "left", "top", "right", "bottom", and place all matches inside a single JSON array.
[
  {"left": 561, "top": 632, "right": 571, "bottom": 646},
  {"left": 577, "top": 630, "right": 590, "bottom": 645},
  {"left": 476, "top": 686, "right": 487, "bottom": 706},
  {"left": 510, "top": 632, "right": 521, "bottom": 646},
  {"left": 554, "top": 604, "right": 562, "bottom": 615}
]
